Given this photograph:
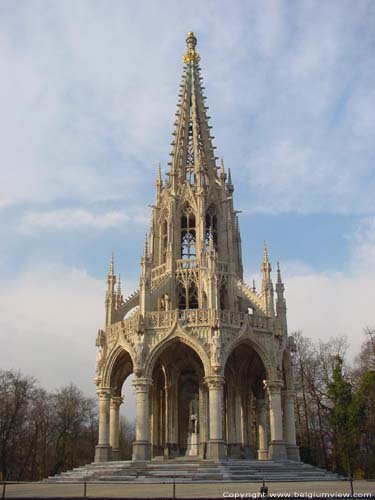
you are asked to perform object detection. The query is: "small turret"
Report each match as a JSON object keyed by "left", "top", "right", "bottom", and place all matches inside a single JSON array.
[
  {"left": 116, "top": 274, "right": 123, "bottom": 309},
  {"left": 227, "top": 168, "right": 234, "bottom": 193},
  {"left": 105, "top": 253, "right": 116, "bottom": 326},
  {"left": 252, "top": 279, "right": 257, "bottom": 293},
  {"left": 219, "top": 158, "right": 226, "bottom": 184},
  {"left": 140, "top": 234, "right": 151, "bottom": 315},
  {"left": 261, "top": 242, "right": 275, "bottom": 317},
  {"left": 156, "top": 163, "right": 162, "bottom": 202},
  {"left": 276, "top": 262, "right": 287, "bottom": 331}
]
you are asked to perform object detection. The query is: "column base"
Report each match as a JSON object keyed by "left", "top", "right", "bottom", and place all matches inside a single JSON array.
[
  {"left": 244, "top": 444, "right": 256, "bottom": 459},
  {"left": 132, "top": 441, "right": 151, "bottom": 461},
  {"left": 257, "top": 448, "right": 268, "bottom": 460},
  {"left": 95, "top": 445, "right": 112, "bottom": 462},
  {"left": 207, "top": 440, "right": 226, "bottom": 460},
  {"left": 227, "top": 443, "right": 242, "bottom": 458},
  {"left": 199, "top": 442, "right": 207, "bottom": 459},
  {"left": 268, "top": 440, "right": 287, "bottom": 460},
  {"left": 286, "top": 444, "right": 301, "bottom": 461},
  {"left": 111, "top": 448, "right": 121, "bottom": 461}
]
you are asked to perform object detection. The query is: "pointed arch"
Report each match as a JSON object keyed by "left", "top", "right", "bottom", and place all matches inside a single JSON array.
[
  {"left": 180, "top": 204, "right": 196, "bottom": 259},
  {"left": 101, "top": 345, "right": 134, "bottom": 393},
  {"left": 223, "top": 334, "right": 273, "bottom": 381},
  {"left": 144, "top": 323, "right": 210, "bottom": 379}
]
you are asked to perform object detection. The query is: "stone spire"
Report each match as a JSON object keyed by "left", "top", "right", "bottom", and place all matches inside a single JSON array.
[
  {"left": 169, "top": 32, "right": 217, "bottom": 191},
  {"left": 261, "top": 242, "right": 275, "bottom": 317}
]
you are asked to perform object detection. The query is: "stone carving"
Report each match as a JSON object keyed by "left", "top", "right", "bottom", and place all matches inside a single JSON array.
[
  {"left": 189, "top": 395, "right": 199, "bottom": 433},
  {"left": 95, "top": 346, "right": 105, "bottom": 376},
  {"left": 95, "top": 329, "right": 106, "bottom": 377},
  {"left": 134, "top": 333, "right": 145, "bottom": 367},
  {"left": 211, "top": 325, "right": 222, "bottom": 366}
]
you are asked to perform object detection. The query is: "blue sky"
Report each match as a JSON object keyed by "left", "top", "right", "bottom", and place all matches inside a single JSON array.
[{"left": 0, "top": 1, "right": 374, "bottom": 414}]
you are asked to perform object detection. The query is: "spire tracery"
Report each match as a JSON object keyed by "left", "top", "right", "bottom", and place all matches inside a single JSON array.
[{"left": 169, "top": 32, "right": 217, "bottom": 191}]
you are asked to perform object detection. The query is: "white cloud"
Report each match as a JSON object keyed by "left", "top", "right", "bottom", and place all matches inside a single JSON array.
[
  {"left": 17, "top": 208, "right": 149, "bottom": 233},
  {"left": 283, "top": 217, "right": 375, "bottom": 359},
  {"left": 0, "top": 1, "right": 374, "bottom": 215},
  {"left": 0, "top": 262, "right": 137, "bottom": 418}
]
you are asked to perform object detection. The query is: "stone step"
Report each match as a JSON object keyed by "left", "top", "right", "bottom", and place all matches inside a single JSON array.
[{"left": 45, "top": 459, "right": 343, "bottom": 483}]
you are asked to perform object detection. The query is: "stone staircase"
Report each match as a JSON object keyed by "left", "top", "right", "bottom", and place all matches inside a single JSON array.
[{"left": 45, "top": 459, "right": 342, "bottom": 483}]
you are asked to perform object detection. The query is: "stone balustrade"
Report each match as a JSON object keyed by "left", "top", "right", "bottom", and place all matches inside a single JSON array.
[
  {"left": 106, "top": 308, "right": 269, "bottom": 342},
  {"left": 151, "top": 263, "right": 167, "bottom": 281}
]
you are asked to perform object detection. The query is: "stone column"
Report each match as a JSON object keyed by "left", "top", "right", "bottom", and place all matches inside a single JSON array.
[
  {"left": 132, "top": 377, "right": 152, "bottom": 461},
  {"left": 109, "top": 396, "right": 123, "bottom": 460},
  {"left": 268, "top": 382, "right": 287, "bottom": 460},
  {"left": 199, "top": 384, "right": 206, "bottom": 458},
  {"left": 244, "top": 391, "right": 255, "bottom": 458},
  {"left": 95, "top": 389, "right": 112, "bottom": 462},
  {"left": 256, "top": 398, "right": 268, "bottom": 460},
  {"left": 206, "top": 376, "right": 225, "bottom": 460},
  {"left": 282, "top": 390, "right": 300, "bottom": 461}
]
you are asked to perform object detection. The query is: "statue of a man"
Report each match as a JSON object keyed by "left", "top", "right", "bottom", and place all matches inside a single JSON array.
[
  {"left": 134, "top": 333, "right": 144, "bottom": 366},
  {"left": 211, "top": 328, "right": 221, "bottom": 365},
  {"left": 95, "top": 346, "right": 104, "bottom": 375},
  {"left": 189, "top": 395, "right": 199, "bottom": 433}
]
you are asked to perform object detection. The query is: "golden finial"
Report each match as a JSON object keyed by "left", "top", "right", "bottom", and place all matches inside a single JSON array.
[{"left": 184, "top": 31, "right": 200, "bottom": 63}]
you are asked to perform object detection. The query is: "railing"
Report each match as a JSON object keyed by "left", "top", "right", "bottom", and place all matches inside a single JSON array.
[
  {"left": 217, "top": 261, "right": 229, "bottom": 273},
  {"left": 151, "top": 263, "right": 167, "bottom": 280},
  {"left": 175, "top": 258, "right": 198, "bottom": 270}
]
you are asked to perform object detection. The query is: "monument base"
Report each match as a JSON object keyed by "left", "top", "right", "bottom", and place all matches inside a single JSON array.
[
  {"left": 268, "top": 440, "right": 287, "bottom": 460},
  {"left": 207, "top": 440, "right": 226, "bottom": 460},
  {"left": 94, "top": 445, "right": 112, "bottom": 462},
  {"left": 186, "top": 432, "right": 199, "bottom": 456},
  {"left": 257, "top": 448, "right": 268, "bottom": 460},
  {"left": 132, "top": 440, "right": 151, "bottom": 461},
  {"left": 243, "top": 444, "right": 256, "bottom": 459},
  {"left": 227, "top": 443, "right": 242, "bottom": 458},
  {"left": 287, "top": 444, "right": 301, "bottom": 461}
]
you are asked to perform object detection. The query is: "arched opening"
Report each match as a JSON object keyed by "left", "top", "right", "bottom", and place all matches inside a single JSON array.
[
  {"left": 224, "top": 343, "right": 267, "bottom": 459},
  {"left": 109, "top": 349, "right": 134, "bottom": 460},
  {"left": 124, "top": 306, "right": 139, "bottom": 319},
  {"left": 119, "top": 374, "right": 136, "bottom": 460},
  {"left": 151, "top": 341, "right": 206, "bottom": 458},
  {"left": 220, "top": 284, "right": 228, "bottom": 310},
  {"left": 177, "top": 282, "right": 198, "bottom": 310},
  {"left": 181, "top": 205, "right": 196, "bottom": 259}
]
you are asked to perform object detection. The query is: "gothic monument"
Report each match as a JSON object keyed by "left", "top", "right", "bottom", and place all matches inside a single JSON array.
[{"left": 94, "top": 32, "right": 300, "bottom": 463}]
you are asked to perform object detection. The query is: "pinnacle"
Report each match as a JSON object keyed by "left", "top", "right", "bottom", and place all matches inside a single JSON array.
[
  {"left": 184, "top": 31, "right": 200, "bottom": 63},
  {"left": 263, "top": 241, "right": 269, "bottom": 262},
  {"left": 109, "top": 252, "right": 115, "bottom": 276}
]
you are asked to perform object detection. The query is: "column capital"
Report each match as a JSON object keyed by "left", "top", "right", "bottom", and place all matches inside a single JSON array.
[
  {"left": 205, "top": 375, "right": 225, "bottom": 389},
  {"left": 266, "top": 380, "right": 283, "bottom": 394},
  {"left": 110, "top": 395, "right": 124, "bottom": 408},
  {"left": 96, "top": 387, "right": 111, "bottom": 399},
  {"left": 282, "top": 389, "right": 296, "bottom": 401},
  {"left": 133, "top": 377, "right": 152, "bottom": 393}
]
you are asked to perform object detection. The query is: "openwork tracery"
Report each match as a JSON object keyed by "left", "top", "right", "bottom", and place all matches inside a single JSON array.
[{"left": 181, "top": 205, "right": 196, "bottom": 259}]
